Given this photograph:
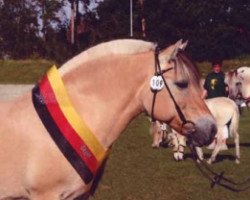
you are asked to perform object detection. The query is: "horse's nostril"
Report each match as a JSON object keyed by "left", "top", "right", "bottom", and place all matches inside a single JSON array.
[
  {"left": 181, "top": 121, "right": 196, "bottom": 135},
  {"left": 187, "top": 118, "right": 217, "bottom": 147}
]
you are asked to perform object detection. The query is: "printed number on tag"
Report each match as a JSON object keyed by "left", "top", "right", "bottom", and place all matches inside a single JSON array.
[{"left": 150, "top": 76, "right": 164, "bottom": 91}]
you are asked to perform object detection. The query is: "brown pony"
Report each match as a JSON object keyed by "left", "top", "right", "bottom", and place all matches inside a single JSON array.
[{"left": 0, "top": 39, "right": 216, "bottom": 199}]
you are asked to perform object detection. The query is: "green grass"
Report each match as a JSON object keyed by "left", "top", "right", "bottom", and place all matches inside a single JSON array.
[
  {"left": 1, "top": 56, "right": 250, "bottom": 83},
  {"left": 92, "top": 111, "right": 250, "bottom": 200},
  {"left": 0, "top": 59, "right": 53, "bottom": 84}
]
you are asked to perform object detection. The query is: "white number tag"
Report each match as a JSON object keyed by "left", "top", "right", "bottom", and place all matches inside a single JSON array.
[
  {"left": 160, "top": 123, "right": 167, "bottom": 131},
  {"left": 150, "top": 75, "right": 164, "bottom": 91}
]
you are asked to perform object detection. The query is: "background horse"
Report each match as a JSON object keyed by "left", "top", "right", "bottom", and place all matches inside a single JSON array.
[
  {"left": 152, "top": 97, "right": 240, "bottom": 164},
  {"left": 0, "top": 39, "right": 216, "bottom": 199},
  {"left": 226, "top": 66, "right": 250, "bottom": 107},
  {"left": 150, "top": 119, "right": 171, "bottom": 148},
  {"left": 196, "top": 97, "right": 240, "bottom": 164}
]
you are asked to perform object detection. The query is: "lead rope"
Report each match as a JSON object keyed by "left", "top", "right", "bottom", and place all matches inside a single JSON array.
[{"left": 188, "top": 144, "right": 250, "bottom": 192}]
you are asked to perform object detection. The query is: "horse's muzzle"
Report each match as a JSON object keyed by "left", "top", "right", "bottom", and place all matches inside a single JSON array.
[{"left": 187, "top": 117, "right": 217, "bottom": 147}]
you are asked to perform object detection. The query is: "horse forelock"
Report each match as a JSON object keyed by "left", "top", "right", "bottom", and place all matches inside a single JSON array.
[
  {"left": 176, "top": 51, "right": 201, "bottom": 87},
  {"left": 60, "top": 39, "right": 156, "bottom": 75}
]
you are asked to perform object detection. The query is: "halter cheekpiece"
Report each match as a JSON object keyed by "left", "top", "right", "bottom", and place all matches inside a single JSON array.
[{"left": 150, "top": 46, "right": 195, "bottom": 131}]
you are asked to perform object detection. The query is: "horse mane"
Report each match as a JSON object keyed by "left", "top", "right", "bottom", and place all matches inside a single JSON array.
[
  {"left": 60, "top": 39, "right": 156, "bottom": 75},
  {"left": 177, "top": 50, "right": 201, "bottom": 86}
]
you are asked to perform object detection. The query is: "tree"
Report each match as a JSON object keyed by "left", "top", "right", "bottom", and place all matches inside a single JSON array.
[
  {"left": 95, "top": 0, "right": 132, "bottom": 41},
  {"left": 35, "top": 0, "right": 68, "bottom": 60},
  {"left": 0, "top": 0, "right": 40, "bottom": 58},
  {"left": 95, "top": 0, "right": 250, "bottom": 61},
  {"left": 0, "top": 0, "right": 249, "bottom": 62},
  {"left": 143, "top": 0, "right": 250, "bottom": 61},
  {"left": 36, "top": 0, "right": 66, "bottom": 42},
  {"left": 0, "top": 0, "right": 69, "bottom": 60},
  {"left": 67, "top": 0, "right": 100, "bottom": 54}
]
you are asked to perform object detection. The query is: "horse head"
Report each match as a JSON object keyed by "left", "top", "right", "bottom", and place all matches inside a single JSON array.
[
  {"left": 225, "top": 66, "right": 250, "bottom": 102},
  {"left": 141, "top": 40, "right": 216, "bottom": 147}
]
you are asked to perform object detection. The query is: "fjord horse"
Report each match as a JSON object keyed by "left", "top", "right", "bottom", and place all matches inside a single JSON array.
[
  {"left": 0, "top": 39, "right": 216, "bottom": 199},
  {"left": 226, "top": 66, "right": 250, "bottom": 107}
]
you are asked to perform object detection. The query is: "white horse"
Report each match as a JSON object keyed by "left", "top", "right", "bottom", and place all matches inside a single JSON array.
[
  {"left": 150, "top": 120, "right": 170, "bottom": 148},
  {"left": 225, "top": 66, "right": 250, "bottom": 106},
  {"left": 196, "top": 97, "right": 240, "bottom": 164},
  {"left": 149, "top": 120, "right": 186, "bottom": 160},
  {"left": 151, "top": 97, "right": 240, "bottom": 164}
]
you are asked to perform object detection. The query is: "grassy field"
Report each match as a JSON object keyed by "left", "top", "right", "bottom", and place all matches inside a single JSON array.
[
  {"left": 0, "top": 58, "right": 250, "bottom": 199},
  {"left": 0, "top": 56, "right": 250, "bottom": 83},
  {"left": 91, "top": 112, "right": 250, "bottom": 200},
  {"left": 0, "top": 59, "right": 53, "bottom": 84}
]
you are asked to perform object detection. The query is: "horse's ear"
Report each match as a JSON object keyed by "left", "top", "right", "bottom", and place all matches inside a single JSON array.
[
  {"left": 159, "top": 39, "right": 186, "bottom": 69},
  {"left": 169, "top": 39, "right": 183, "bottom": 60},
  {"left": 179, "top": 40, "right": 188, "bottom": 50}
]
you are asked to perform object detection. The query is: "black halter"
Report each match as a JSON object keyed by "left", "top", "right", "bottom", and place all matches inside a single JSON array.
[{"left": 150, "top": 46, "right": 195, "bottom": 132}]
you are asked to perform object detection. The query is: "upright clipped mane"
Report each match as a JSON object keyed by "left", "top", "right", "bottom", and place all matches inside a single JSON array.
[{"left": 60, "top": 39, "right": 156, "bottom": 75}]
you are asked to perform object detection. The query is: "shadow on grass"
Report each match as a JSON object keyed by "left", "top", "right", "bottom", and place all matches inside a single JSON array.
[
  {"left": 157, "top": 141, "right": 250, "bottom": 163},
  {"left": 184, "top": 153, "right": 236, "bottom": 163},
  {"left": 227, "top": 143, "right": 250, "bottom": 148}
]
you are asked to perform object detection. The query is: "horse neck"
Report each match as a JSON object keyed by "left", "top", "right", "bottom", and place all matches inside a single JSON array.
[{"left": 61, "top": 53, "right": 152, "bottom": 148}]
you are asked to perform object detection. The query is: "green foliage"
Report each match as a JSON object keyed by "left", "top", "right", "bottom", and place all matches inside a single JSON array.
[
  {"left": 0, "top": 0, "right": 250, "bottom": 63},
  {"left": 95, "top": 0, "right": 131, "bottom": 40},
  {"left": 0, "top": 0, "right": 70, "bottom": 61},
  {"left": 94, "top": 0, "right": 250, "bottom": 62},
  {"left": 0, "top": 0, "right": 40, "bottom": 58},
  {"left": 142, "top": 0, "right": 250, "bottom": 61}
]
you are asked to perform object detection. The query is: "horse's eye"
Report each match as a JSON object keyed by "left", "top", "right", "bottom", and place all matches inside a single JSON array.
[
  {"left": 175, "top": 81, "right": 188, "bottom": 89},
  {"left": 236, "top": 82, "right": 241, "bottom": 86}
]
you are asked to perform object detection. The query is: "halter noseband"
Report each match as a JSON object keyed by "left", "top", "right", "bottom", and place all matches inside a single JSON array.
[{"left": 150, "top": 46, "right": 195, "bottom": 134}]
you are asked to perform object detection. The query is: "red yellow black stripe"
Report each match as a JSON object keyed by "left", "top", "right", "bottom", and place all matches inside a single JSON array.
[{"left": 32, "top": 65, "right": 108, "bottom": 184}]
